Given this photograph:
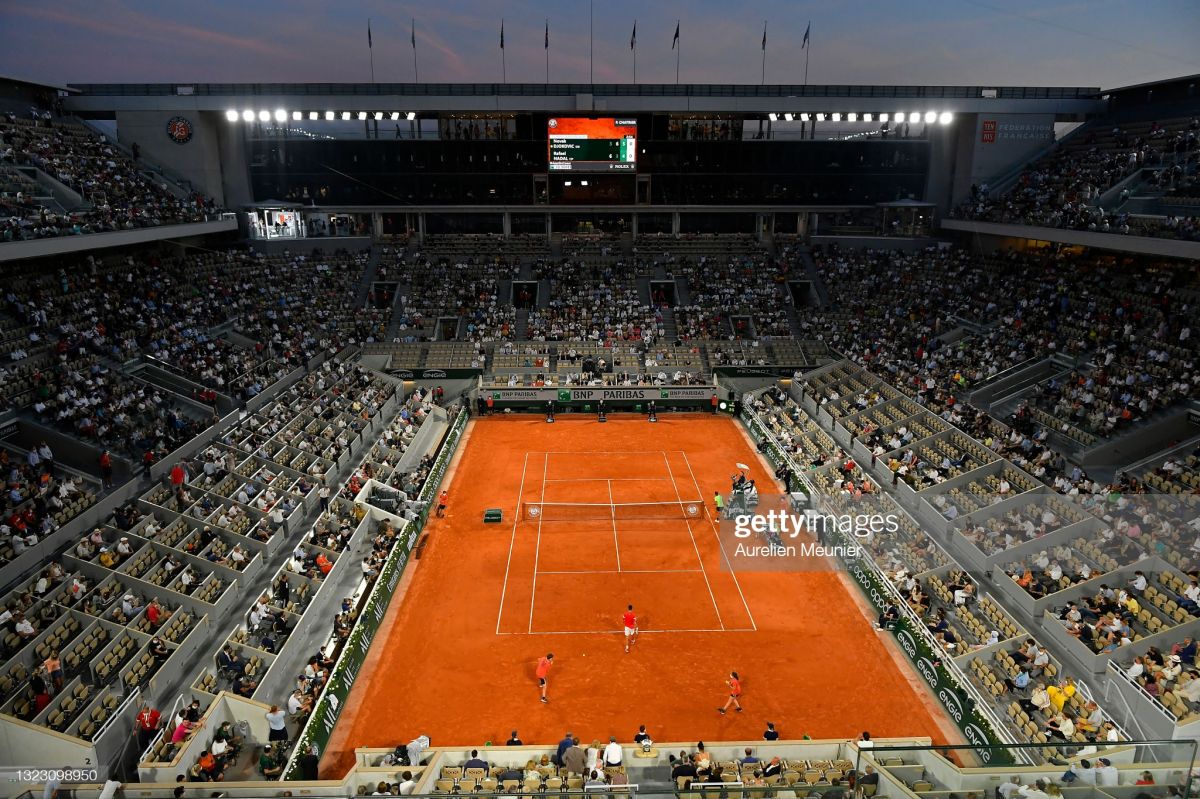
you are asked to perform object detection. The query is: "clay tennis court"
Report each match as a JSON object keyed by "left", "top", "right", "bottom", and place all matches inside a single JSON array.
[{"left": 324, "top": 414, "right": 950, "bottom": 775}]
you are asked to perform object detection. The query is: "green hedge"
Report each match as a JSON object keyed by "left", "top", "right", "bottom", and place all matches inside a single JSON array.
[{"left": 283, "top": 408, "right": 469, "bottom": 779}]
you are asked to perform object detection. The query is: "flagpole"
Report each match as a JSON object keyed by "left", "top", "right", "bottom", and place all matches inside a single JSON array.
[
  {"left": 545, "top": 20, "right": 550, "bottom": 83},
  {"left": 675, "top": 20, "right": 680, "bottom": 85},
  {"left": 412, "top": 19, "right": 419, "bottom": 83},
  {"left": 803, "top": 21, "right": 811, "bottom": 86},
  {"left": 368, "top": 18, "right": 375, "bottom": 83},
  {"left": 632, "top": 21, "right": 637, "bottom": 83},
  {"left": 501, "top": 19, "right": 506, "bottom": 83},
  {"left": 761, "top": 21, "right": 767, "bottom": 85},
  {"left": 589, "top": 0, "right": 594, "bottom": 84}
]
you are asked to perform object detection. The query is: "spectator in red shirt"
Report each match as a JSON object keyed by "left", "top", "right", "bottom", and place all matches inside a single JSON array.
[{"left": 136, "top": 704, "right": 161, "bottom": 749}]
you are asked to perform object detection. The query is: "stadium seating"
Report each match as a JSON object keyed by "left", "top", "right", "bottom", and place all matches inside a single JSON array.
[
  {"left": 953, "top": 115, "right": 1200, "bottom": 241},
  {"left": 0, "top": 112, "right": 222, "bottom": 241}
]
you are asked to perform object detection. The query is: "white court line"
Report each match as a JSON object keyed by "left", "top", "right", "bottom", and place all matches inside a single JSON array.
[
  {"left": 681, "top": 451, "right": 758, "bottom": 632},
  {"left": 662, "top": 452, "right": 725, "bottom": 631},
  {"left": 543, "top": 477, "right": 673, "bottom": 483},
  {"left": 607, "top": 478, "right": 622, "bottom": 572},
  {"left": 500, "top": 627, "right": 756, "bottom": 636},
  {"left": 495, "top": 452, "right": 530, "bottom": 636},
  {"left": 527, "top": 453, "right": 550, "bottom": 635},
  {"left": 537, "top": 569, "right": 705, "bottom": 575}
]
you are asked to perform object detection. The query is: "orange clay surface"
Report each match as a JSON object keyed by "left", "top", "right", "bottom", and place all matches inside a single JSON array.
[{"left": 324, "top": 414, "right": 946, "bottom": 775}]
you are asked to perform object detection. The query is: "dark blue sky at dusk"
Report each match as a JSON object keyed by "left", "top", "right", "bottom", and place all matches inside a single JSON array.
[{"left": 1, "top": 0, "right": 1196, "bottom": 90}]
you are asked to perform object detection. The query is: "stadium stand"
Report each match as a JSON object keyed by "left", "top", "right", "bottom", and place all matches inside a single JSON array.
[
  {"left": 0, "top": 110, "right": 222, "bottom": 240},
  {"left": 953, "top": 116, "right": 1200, "bottom": 241}
]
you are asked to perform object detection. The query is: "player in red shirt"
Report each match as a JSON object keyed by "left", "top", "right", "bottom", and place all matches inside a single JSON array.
[
  {"left": 436, "top": 490, "right": 449, "bottom": 518},
  {"left": 622, "top": 604, "right": 639, "bottom": 653},
  {"left": 719, "top": 670, "right": 744, "bottom": 714},
  {"left": 536, "top": 653, "right": 554, "bottom": 703}
]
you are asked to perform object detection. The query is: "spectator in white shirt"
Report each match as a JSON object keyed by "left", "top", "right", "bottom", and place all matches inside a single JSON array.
[
  {"left": 602, "top": 737, "right": 623, "bottom": 766},
  {"left": 1094, "top": 759, "right": 1119, "bottom": 786}
]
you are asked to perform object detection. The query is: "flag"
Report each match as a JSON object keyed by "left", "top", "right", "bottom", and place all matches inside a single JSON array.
[
  {"left": 672, "top": 21, "right": 679, "bottom": 49},
  {"left": 500, "top": 20, "right": 505, "bottom": 49},
  {"left": 367, "top": 19, "right": 372, "bottom": 49},
  {"left": 411, "top": 18, "right": 416, "bottom": 49},
  {"left": 545, "top": 19, "right": 549, "bottom": 49},
  {"left": 802, "top": 21, "right": 810, "bottom": 48},
  {"left": 631, "top": 20, "right": 637, "bottom": 50},
  {"left": 762, "top": 22, "right": 767, "bottom": 51}
]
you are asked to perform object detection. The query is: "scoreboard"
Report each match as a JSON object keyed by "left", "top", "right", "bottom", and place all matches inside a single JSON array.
[{"left": 548, "top": 117, "right": 637, "bottom": 172}]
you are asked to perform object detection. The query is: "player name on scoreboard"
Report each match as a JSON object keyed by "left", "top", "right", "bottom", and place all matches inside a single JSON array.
[{"left": 491, "top": 387, "right": 717, "bottom": 402}]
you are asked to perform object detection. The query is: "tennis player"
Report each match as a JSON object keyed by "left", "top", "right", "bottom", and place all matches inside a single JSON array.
[
  {"left": 436, "top": 490, "right": 448, "bottom": 518},
  {"left": 718, "top": 671, "right": 744, "bottom": 714},
  {"left": 622, "top": 604, "right": 639, "bottom": 653},
  {"left": 536, "top": 653, "right": 554, "bottom": 703}
]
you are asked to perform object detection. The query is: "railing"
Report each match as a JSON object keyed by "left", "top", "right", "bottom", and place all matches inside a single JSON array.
[{"left": 1106, "top": 659, "right": 1181, "bottom": 724}]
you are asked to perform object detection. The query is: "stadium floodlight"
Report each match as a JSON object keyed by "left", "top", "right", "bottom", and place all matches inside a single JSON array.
[
  {"left": 831, "top": 112, "right": 841, "bottom": 122},
  {"left": 767, "top": 112, "right": 778, "bottom": 122},
  {"left": 324, "top": 111, "right": 334, "bottom": 120},
  {"left": 939, "top": 111, "right": 953, "bottom": 125},
  {"left": 863, "top": 113, "right": 872, "bottom": 122},
  {"left": 563, "top": 181, "right": 572, "bottom": 187},
  {"left": 924, "top": 111, "right": 937, "bottom": 124},
  {"left": 273, "top": 109, "right": 287, "bottom": 122},
  {"left": 799, "top": 113, "right": 810, "bottom": 122},
  {"left": 257, "top": 110, "right": 270, "bottom": 122},
  {"left": 309, "top": 111, "right": 319, "bottom": 120},
  {"left": 374, "top": 112, "right": 383, "bottom": 120},
  {"left": 580, "top": 180, "right": 589, "bottom": 186},
  {"left": 877, "top": 113, "right": 887, "bottom": 122},
  {"left": 357, "top": 111, "right": 367, "bottom": 120},
  {"left": 783, "top": 113, "right": 793, "bottom": 122},
  {"left": 225, "top": 110, "right": 239, "bottom": 122},
  {"left": 341, "top": 111, "right": 351, "bottom": 120},
  {"left": 242, "top": 109, "right": 255, "bottom": 122},
  {"left": 292, "top": 111, "right": 302, "bottom": 121},
  {"left": 390, "top": 112, "right": 400, "bottom": 120},
  {"left": 847, "top": 112, "right": 857, "bottom": 122},
  {"left": 816, "top": 113, "right": 825, "bottom": 122},
  {"left": 406, "top": 111, "right": 416, "bottom": 121},
  {"left": 894, "top": 112, "right": 905, "bottom": 123}
]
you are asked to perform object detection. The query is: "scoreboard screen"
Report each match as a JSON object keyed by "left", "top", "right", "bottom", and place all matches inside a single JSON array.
[{"left": 548, "top": 117, "right": 637, "bottom": 172}]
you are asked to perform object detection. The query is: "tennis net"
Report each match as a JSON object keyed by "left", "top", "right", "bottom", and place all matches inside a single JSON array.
[{"left": 523, "top": 500, "right": 705, "bottom": 521}]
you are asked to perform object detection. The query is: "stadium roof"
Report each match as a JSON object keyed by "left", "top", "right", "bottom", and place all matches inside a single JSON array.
[
  {"left": 65, "top": 82, "right": 1105, "bottom": 117},
  {"left": 69, "top": 81, "right": 1101, "bottom": 99}
]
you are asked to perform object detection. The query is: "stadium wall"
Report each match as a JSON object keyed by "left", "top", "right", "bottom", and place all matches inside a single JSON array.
[{"left": 116, "top": 111, "right": 226, "bottom": 204}]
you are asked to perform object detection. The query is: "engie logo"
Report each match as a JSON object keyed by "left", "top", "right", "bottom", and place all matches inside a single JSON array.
[
  {"left": 937, "top": 683, "right": 965, "bottom": 724},
  {"left": 964, "top": 724, "right": 993, "bottom": 763},
  {"left": 897, "top": 629, "right": 918, "bottom": 660},
  {"left": 916, "top": 656, "right": 940, "bottom": 691}
]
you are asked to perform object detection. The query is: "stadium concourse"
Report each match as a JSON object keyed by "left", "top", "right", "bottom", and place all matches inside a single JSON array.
[{"left": 0, "top": 72, "right": 1199, "bottom": 799}]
